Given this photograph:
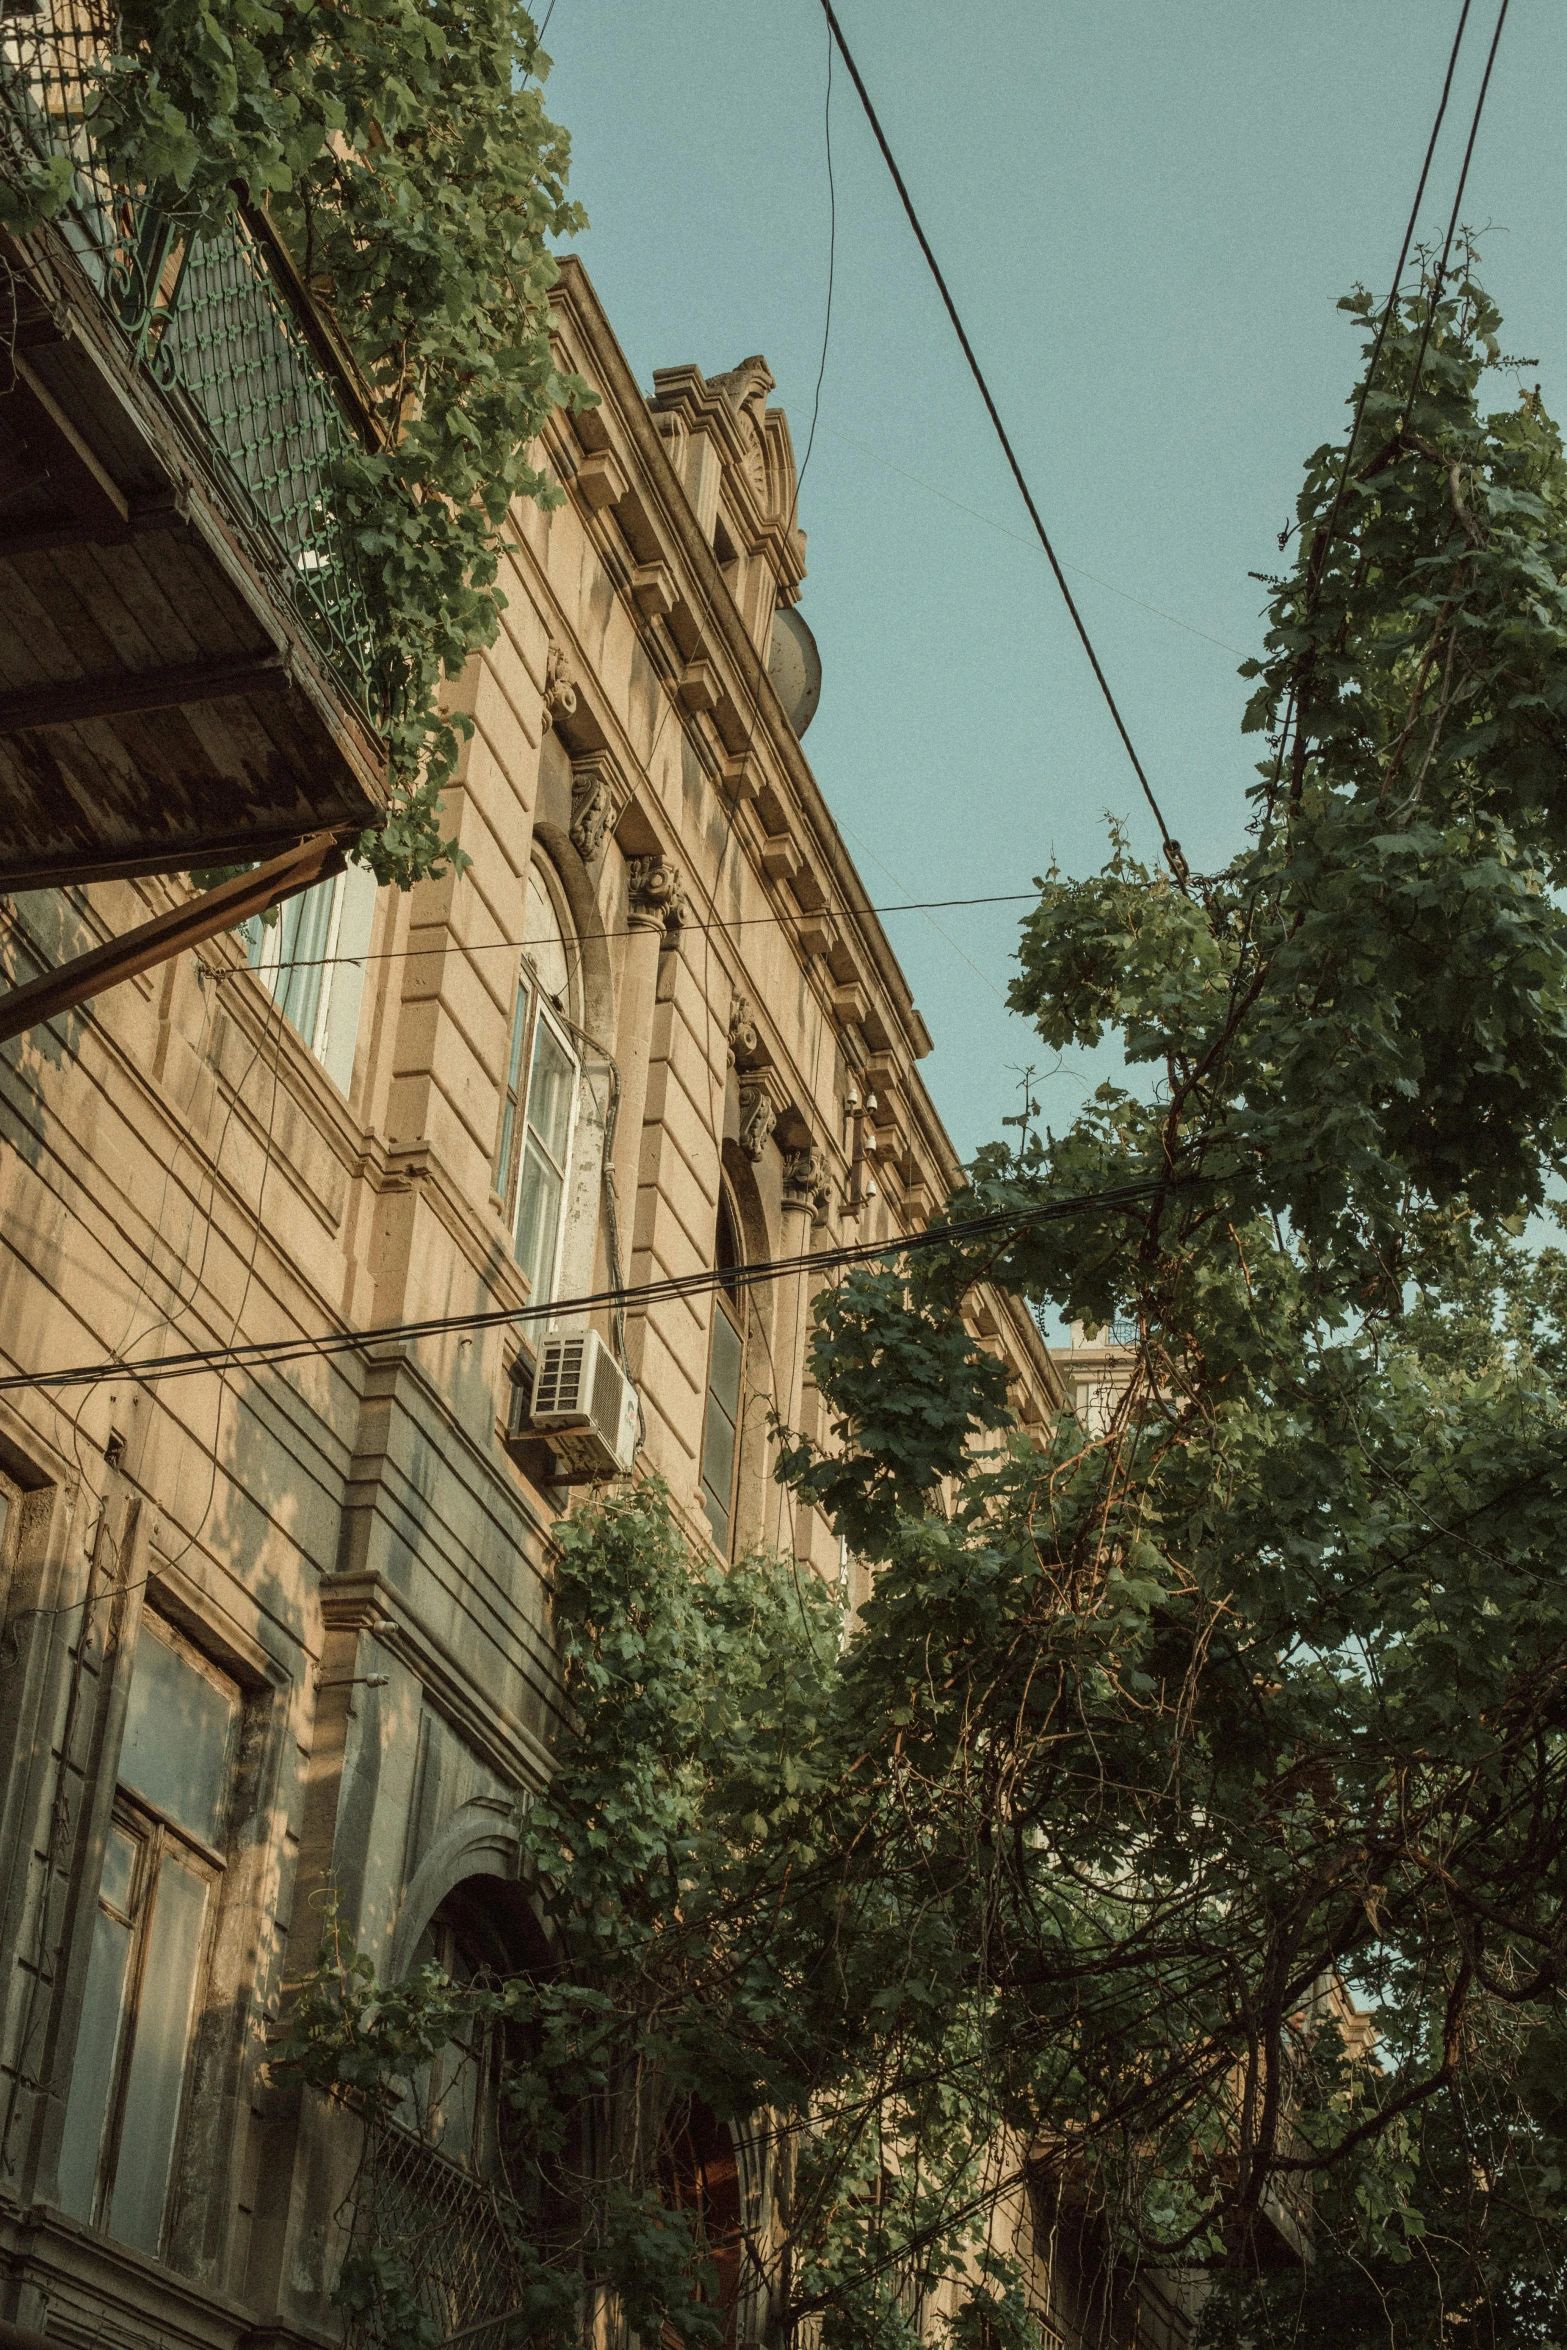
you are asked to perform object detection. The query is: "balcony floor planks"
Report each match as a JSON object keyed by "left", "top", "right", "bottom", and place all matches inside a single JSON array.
[{"left": 0, "top": 213, "right": 389, "bottom": 884}]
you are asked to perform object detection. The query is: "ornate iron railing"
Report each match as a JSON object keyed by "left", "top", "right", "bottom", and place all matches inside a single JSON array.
[
  {"left": 0, "top": 0, "right": 382, "bottom": 724},
  {"left": 348, "top": 2113, "right": 544, "bottom": 2350}
]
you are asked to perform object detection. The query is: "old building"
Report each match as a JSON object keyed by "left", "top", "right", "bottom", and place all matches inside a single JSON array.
[{"left": 0, "top": 165, "right": 1124, "bottom": 2350}]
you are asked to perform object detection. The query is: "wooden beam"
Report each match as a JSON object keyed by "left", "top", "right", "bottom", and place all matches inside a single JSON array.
[
  {"left": 0, "top": 500, "right": 186, "bottom": 560},
  {"left": 13, "top": 353, "right": 130, "bottom": 539},
  {"left": 0, "top": 650, "right": 286, "bottom": 734},
  {"left": 0, "top": 832, "right": 348, "bottom": 1049}
]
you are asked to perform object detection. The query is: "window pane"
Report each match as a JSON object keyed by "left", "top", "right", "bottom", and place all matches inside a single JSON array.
[
  {"left": 271, "top": 876, "right": 335, "bottom": 1047},
  {"left": 57, "top": 1888, "right": 135, "bottom": 2219},
  {"left": 701, "top": 1307, "right": 744, "bottom": 1551},
  {"left": 119, "top": 1630, "right": 236, "bottom": 1848},
  {"left": 527, "top": 1019, "right": 575, "bottom": 1168},
  {"left": 99, "top": 1820, "right": 139, "bottom": 1916},
  {"left": 318, "top": 861, "right": 378, "bottom": 1095},
  {"left": 496, "top": 983, "right": 531, "bottom": 1191},
  {"left": 514, "top": 1144, "right": 564, "bottom": 1307},
  {"left": 108, "top": 1856, "right": 208, "bottom": 2254},
  {"left": 524, "top": 868, "right": 570, "bottom": 1003}
]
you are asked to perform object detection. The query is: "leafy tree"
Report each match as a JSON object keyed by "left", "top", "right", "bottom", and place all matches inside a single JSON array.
[{"left": 278, "top": 255, "right": 1567, "bottom": 2346}]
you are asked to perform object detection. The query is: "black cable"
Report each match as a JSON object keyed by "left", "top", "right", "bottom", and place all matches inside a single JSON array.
[
  {"left": 814, "top": 0, "right": 1185, "bottom": 880},
  {"left": 1403, "top": 0, "right": 1511, "bottom": 418},
  {"left": 1264, "top": 0, "right": 1476, "bottom": 812},
  {"left": 0, "top": 1177, "right": 1189, "bottom": 1397},
  {"left": 203, "top": 888, "right": 1042, "bottom": 986},
  {"left": 795, "top": 18, "right": 836, "bottom": 499}
]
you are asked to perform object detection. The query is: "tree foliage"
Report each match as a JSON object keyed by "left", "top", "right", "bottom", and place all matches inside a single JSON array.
[
  {"left": 5, "top": 0, "right": 589, "bottom": 885},
  {"left": 277, "top": 258, "right": 1567, "bottom": 2347}
]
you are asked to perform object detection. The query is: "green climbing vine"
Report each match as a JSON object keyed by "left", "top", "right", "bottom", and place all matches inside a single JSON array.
[
  {"left": 2, "top": 0, "right": 591, "bottom": 887},
  {"left": 273, "top": 256, "right": 1567, "bottom": 2349}
]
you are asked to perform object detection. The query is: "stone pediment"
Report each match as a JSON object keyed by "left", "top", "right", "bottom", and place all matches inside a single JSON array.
[{"left": 649, "top": 354, "right": 807, "bottom": 604}]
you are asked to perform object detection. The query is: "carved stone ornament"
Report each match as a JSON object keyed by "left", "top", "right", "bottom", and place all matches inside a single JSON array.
[
  {"left": 728, "top": 992, "right": 760, "bottom": 1067},
  {"left": 543, "top": 640, "right": 578, "bottom": 732},
  {"left": 627, "top": 855, "right": 685, "bottom": 932},
  {"left": 569, "top": 752, "right": 623, "bottom": 863},
  {"left": 710, "top": 354, "right": 775, "bottom": 499},
  {"left": 782, "top": 1145, "right": 832, "bottom": 1222},
  {"left": 738, "top": 1082, "right": 777, "bottom": 1164}
]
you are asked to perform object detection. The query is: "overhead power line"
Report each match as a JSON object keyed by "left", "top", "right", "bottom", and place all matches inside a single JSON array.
[
  {"left": 0, "top": 1178, "right": 1189, "bottom": 1397},
  {"left": 815, "top": 0, "right": 1186, "bottom": 881},
  {"left": 212, "top": 887, "right": 1043, "bottom": 984}
]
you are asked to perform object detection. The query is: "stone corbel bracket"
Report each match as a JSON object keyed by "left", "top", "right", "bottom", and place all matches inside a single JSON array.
[
  {"left": 568, "top": 747, "right": 630, "bottom": 865},
  {"left": 737, "top": 1076, "right": 781, "bottom": 1164}
]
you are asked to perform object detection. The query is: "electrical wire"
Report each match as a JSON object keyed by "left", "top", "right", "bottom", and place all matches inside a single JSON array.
[
  {"left": 1403, "top": 0, "right": 1511, "bottom": 416},
  {"left": 1263, "top": 0, "right": 1478, "bottom": 813},
  {"left": 814, "top": 0, "right": 1185, "bottom": 879},
  {"left": 202, "top": 888, "right": 1041, "bottom": 987},
  {"left": 0, "top": 1176, "right": 1192, "bottom": 1398}
]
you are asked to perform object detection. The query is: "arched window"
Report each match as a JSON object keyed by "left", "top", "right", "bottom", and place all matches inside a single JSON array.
[
  {"left": 496, "top": 865, "right": 581, "bottom": 1312},
  {"left": 402, "top": 1880, "right": 531, "bottom": 2187},
  {"left": 701, "top": 1190, "right": 747, "bottom": 1555}
]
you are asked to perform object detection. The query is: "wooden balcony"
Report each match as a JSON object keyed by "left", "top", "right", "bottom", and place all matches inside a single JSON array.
[{"left": 0, "top": 2, "right": 390, "bottom": 890}]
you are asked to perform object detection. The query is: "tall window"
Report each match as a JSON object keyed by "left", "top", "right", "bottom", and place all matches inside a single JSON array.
[
  {"left": 402, "top": 1883, "right": 529, "bottom": 2192},
  {"left": 58, "top": 1615, "right": 239, "bottom": 2255},
  {"left": 245, "top": 861, "right": 378, "bottom": 1095},
  {"left": 496, "top": 866, "right": 580, "bottom": 1312},
  {"left": 701, "top": 1192, "right": 747, "bottom": 1556}
]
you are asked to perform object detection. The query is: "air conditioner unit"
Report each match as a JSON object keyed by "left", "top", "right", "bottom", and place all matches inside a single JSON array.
[{"left": 508, "top": 1328, "right": 639, "bottom": 1479}]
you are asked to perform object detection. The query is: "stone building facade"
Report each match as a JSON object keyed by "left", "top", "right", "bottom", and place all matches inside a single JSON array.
[{"left": 0, "top": 249, "right": 1175, "bottom": 2350}]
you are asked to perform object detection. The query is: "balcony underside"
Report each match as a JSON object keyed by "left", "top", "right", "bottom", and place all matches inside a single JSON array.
[{"left": 0, "top": 216, "right": 389, "bottom": 891}]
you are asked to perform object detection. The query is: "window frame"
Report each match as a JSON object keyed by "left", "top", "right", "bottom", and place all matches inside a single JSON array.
[
  {"left": 57, "top": 1614, "right": 239, "bottom": 2256},
  {"left": 244, "top": 862, "right": 377, "bottom": 1092},
  {"left": 496, "top": 862, "right": 582, "bottom": 1316},
  {"left": 700, "top": 1190, "right": 748, "bottom": 1557}
]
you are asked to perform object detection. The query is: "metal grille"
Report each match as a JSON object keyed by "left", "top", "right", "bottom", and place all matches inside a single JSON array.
[
  {"left": 153, "top": 216, "right": 379, "bottom": 703},
  {"left": 1, "top": 0, "right": 381, "bottom": 721},
  {"left": 350, "top": 2114, "right": 539, "bottom": 2350},
  {"left": 533, "top": 1338, "right": 587, "bottom": 1420}
]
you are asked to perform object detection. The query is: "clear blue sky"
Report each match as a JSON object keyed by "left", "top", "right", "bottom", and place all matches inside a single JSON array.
[{"left": 541, "top": 1, "right": 1564, "bottom": 1163}]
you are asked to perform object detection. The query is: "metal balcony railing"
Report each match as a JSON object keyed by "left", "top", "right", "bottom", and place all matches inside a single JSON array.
[
  {"left": 348, "top": 2113, "right": 546, "bottom": 2350},
  {"left": 0, "top": 0, "right": 384, "bottom": 725}
]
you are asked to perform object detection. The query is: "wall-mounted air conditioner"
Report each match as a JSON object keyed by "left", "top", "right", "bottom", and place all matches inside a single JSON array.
[{"left": 507, "top": 1328, "right": 639, "bottom": 1479}]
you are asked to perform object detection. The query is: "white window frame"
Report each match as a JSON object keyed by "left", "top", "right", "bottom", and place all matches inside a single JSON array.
[
  {"left": 496, "top": 864, "right": 583, "bottom": 1320},
  {"left": 245, "top": 861, "right": 377, "bottom": 1093}
]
